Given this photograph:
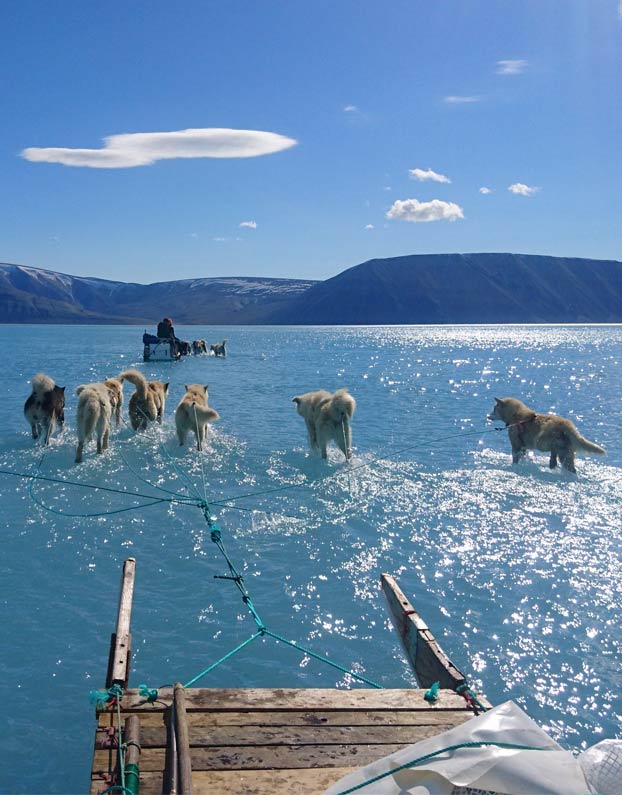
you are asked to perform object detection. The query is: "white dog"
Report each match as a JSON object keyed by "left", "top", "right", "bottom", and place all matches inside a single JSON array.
[
  {"left": 119, "top": 369, "right": 168, "bottom": 431},
  {"left": 75, "top": 378, "right": 123, "bottom": 463},
  {"left": 293, "top": 388, "right": 356, "bottom": 460},
  {"left": 175, "top": 384, "right": 220, "bottom": 451}
]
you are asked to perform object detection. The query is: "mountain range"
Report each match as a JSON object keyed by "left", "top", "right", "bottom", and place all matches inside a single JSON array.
[{"left": 2, "top": 253, "right": 622, "bottom": 324}]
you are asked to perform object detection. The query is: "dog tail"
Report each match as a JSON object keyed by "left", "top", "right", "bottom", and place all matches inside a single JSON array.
[
  {"left": 330, "top": 389, "right": 356, "bottom": 421},
  {"left": 573, "top": 434, "right": 606, "bottom": 456},
  {"left": 32, "top": 372, "right": 55, "bottom": 393},
  {"left": 119, "top": 369, "right": 149, "bottom": 399},
  {"left": 76, "top": 392, "right": 101, "bottom": 442},
  {"left": 191, "top": 403, "right": 220, "bottom": 424}
]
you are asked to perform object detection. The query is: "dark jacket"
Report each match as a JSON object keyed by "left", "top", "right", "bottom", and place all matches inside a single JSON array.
[{"left": 157, "top": 320, "right": 174, "bottom": 339}]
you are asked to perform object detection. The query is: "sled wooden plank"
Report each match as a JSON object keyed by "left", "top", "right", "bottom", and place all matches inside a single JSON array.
[
  {"left": 105, "top": 557, "right": 136, "bottom": 688},
  {"left": 381, "top": 573, "right": 466, "bottom": 690}
]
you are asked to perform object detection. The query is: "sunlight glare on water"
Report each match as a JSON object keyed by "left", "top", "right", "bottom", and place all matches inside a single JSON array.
[{"left": 1, "top": 324, "right": 621, "bottom": 793}]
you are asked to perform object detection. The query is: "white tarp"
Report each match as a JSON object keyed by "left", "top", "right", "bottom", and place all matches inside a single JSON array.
[{"left": 323, "top": 701, "right": 589, "bottom": 795}]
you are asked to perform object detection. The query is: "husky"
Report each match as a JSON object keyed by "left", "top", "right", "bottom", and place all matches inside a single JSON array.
[
  {"left": 75, "top": 378, "right": 124, "bottom": 463},
  {"left": 24, "top": 373, "right": 65, "bottom": 444},
  {"left": 175, "top": 384, "right": 220, "bottom": 451},
  {"left": 119, "top": 369, "right": 169, "bottom": 431},
  {"left": 488, "top": 397, "right": 605, "bottom": 473},
  {"left": 210, "top": 339, "right": 227, "bottom": 357},
  {"left": 192, "top": 339, "right": 208, "bottom": 354},
  {"left": 293, "top": 388, "right": 356, "bottom": 460}
]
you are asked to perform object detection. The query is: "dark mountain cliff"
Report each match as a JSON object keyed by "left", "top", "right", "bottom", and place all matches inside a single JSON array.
[
  {"left": 267, "top": 253, "right": 622, "bottom": 324},
  {"left": 0, "top": 264, "right": 316, "bottom": 324}
]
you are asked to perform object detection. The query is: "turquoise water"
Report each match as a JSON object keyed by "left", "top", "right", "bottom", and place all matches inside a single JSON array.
[{"left": 1, "top": 324, "right": 621, "bottom": 793}]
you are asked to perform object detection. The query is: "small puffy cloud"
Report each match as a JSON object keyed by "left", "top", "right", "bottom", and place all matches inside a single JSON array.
[
  {"left": 508, "top": 182, "right": 539, "bottom": 196},
  {"left": 343, "top": 104, "right": 359, "bottom": 113},
  {"left": 386, "top": 198, "right": 464, "bottom": 223},
  {"left": 444, "top": 95, "right": 480, "bottom": 104},
  {"left": 479, "top": 186, "right": 492, "bottom": 195},
  {"left": 21, "top": 127, "right": 298, "bottom": 169},
  {"left": 212, "top": 237, "right": 228, "bottom": 242},
  {"left": 496, "top": 59, "right": 528, "bottom": 75},
  {"left": 409, "top": 167, "right": 451, "bottom": 184},
  {"left": 239, "top": 220, "right": 257, "bottom": 229},
  {"left": 364, "top": 224, "right": 375, "bottom": 230}
]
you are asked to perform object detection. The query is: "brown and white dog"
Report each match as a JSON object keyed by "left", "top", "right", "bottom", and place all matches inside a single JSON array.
[
  {"left": 488, "top": 396, "right": 605, "bottom": 473},
  {"left": 119, "top": 369, "right": 169, "bottom": 430},
  {"left": 293, "top": 388, "right": 356, "bottom": 460},
  {"left": 175, "top": 384, "right": 220, "bottom": 451},
  {"left": 210, "top": 339, "right": 227, "bottom": 357},
  {"left": 192, "top": 339, "right": 208, "bottom": 354},
  {"left": 75, "top": 377, "right": 124, "bottom": 463},
  {"left": 24, "top": 373, "right": 65, "bottom": 444}
]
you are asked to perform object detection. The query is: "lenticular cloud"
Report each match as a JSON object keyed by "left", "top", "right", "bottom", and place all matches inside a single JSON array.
[{"left": 21, "top": 128, "right": 298, "bottom": 168}]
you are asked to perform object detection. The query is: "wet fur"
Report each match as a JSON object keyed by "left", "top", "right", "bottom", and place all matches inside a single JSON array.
[
  {"left": 293, "top": 388, "right": 356, "bottom": 460},
  {"left": 119, "top": 369, "right": 169, "bottom": 431},
  {"left": 175, "top": 384, "right": 220, "bottom": 451},
  {"left": 489, "top": 397, "right": 605, "bottom": 473},
  {"left": 24, "top": 373, "right": 65, "bottom": 444},
  {"left": 210, "top": 339, "right": 227, "bottom": 357},
  {"left": 75, "top": 378, "right": 123, "bottom": 463}
]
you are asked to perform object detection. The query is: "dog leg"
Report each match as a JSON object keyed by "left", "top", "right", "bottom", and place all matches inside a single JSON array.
[
  {"left": 549, "top": 450, "right": 558, "bottom": 469},
  {"left": 177, "top": 427, "right": 186, "bottom": 446},
  {"left": 75, "top": 441, "right": 84, "bottom": 463},
  {"left": 511, "top": 446, "right": 526, "bottom": 464},
  {"left": 560, "top": 447, "right": 576, "bottom": 474},
  {"left": 31, "top": 422, "right": 39, "bottom": 440},
  {"left": 305, "top": 418, "right": 318, "bottom": 451}
]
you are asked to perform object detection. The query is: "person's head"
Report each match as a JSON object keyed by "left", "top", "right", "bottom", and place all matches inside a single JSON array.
[{"left": 166, "top": 317, "right": 173, "bottom": 326}]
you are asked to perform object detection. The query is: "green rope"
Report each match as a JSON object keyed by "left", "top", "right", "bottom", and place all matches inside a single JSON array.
[
  {"left": 183, "top": 631, "right": 264, "bottom": 687},
  {"left": 264, "top": 629, "right": 382, "bottom": 689},
  {"left": 335, "top": 740, "right": 557, "bottom": 794}
]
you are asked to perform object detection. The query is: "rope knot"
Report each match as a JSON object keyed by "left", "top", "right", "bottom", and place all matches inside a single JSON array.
[
  {"left": 138, "top": 683, "right": 158, "bottom": 703},
  {"left": 210, "top": 526, "right": 222, "bottom": 543},
  {"left": 424, "top": 680, "right": 440, "bottom": 703}
]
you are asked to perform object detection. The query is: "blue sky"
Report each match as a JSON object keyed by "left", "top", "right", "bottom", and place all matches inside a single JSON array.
[{"left": 1, "top": 1, "right": 621, "bottom": 282}]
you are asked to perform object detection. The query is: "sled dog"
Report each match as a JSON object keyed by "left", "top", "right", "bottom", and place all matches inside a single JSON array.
[
  {"left": 175, "top": 384, "right": 219, "bottom": 451},
  {"left": 293, "top": 388, "right": 356, "bottom": 460},
  {"left": 24, "top": 373, "right": 65, "bottom": 444},
  {"left": 488, "top": 397, "right": 605, "bottom": 473},
  {"left": 119, "top": 369, "right": 169, "bottom": 431},
  {"left": 75, "top": 378, "right": 124, "bottom": 463},
  {"left": 192, "top": 339, "right": 208, "bottom": 354},
  {"left": 210, "top": 339, "right": 227, "bottom": 357}
]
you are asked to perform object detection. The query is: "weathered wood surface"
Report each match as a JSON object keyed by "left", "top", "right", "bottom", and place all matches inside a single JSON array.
[
  {"left": 381, "top": 573, "right": 466, "bottom": 690},
  {"left": 136, "top": 768, "right": 358, "bottom": 795},
  {"left": 106, "top": 557, "right": 136, "bottom": 688},
  {"left": 92, "top": 686, "right": 482, "bottom": 793},
  {"left": 99, "top": 707, "right": 472, "bottom": 728},
  {"left": 118, "top": 686, "right": 470, "bottom": 711}
]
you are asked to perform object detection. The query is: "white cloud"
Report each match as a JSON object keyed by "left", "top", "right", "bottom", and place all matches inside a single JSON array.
[
  {"left": 239, "top": 220, "right": 257, "bottom": 229},
  {"left": 343, "top": 104, "right": 359, "bottom": 113},
  {"left": 444, "top": 95, "right": 480, "bottom": 104},
  {"left": 212, "top": 237, "right": 228, "bottom": 242},
  {"left": 496, "top": 59, "right": 528, "bottom": 75},
  {"left": 479, "top": 186, "right": 492, "bottom": 195},
  {"left": 364, "top": 224, "right": 375, "bottom": 230},
  {"left": 190, "top": 232, "right": 199, "bottom": 238},
  {"left": 409, "top": 168, "right": 451, "bottom": 184},
  {"left": 21, "top": 127, "right": 298, "bottom": 169},
  {"left": 386, "top": 198, "right": 464, "bottom": 223},
  {"left": 508, "top": 182, "right": 539, "bottom": 196}
]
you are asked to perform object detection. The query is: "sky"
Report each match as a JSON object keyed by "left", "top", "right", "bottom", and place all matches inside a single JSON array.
[{"left": 1, "top": 0, "right": 621, "bottom": 283}]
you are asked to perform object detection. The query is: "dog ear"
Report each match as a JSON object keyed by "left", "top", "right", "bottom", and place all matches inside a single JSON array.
[
  {"left": 163, "top": 382, "right": 169, "bottom": 392},
  {"left": 494, "top": 397, "right": 502, "bottom": 404},
  {"left": 292, "top": 396, "right": 301, "bottom": 404},
  {"left": 185, "top": 384, "right": 189, "bottom": 392},
  {"left": 60, "top": 386, "right": 65, "bottom": 393},
  {"left": 204, "top": 384, "right": 209, "bottom": 392}
]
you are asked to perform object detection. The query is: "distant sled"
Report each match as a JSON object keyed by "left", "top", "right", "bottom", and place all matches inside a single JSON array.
[{"left": 142, "top": 332, "right": 179, "bottom": 362}]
